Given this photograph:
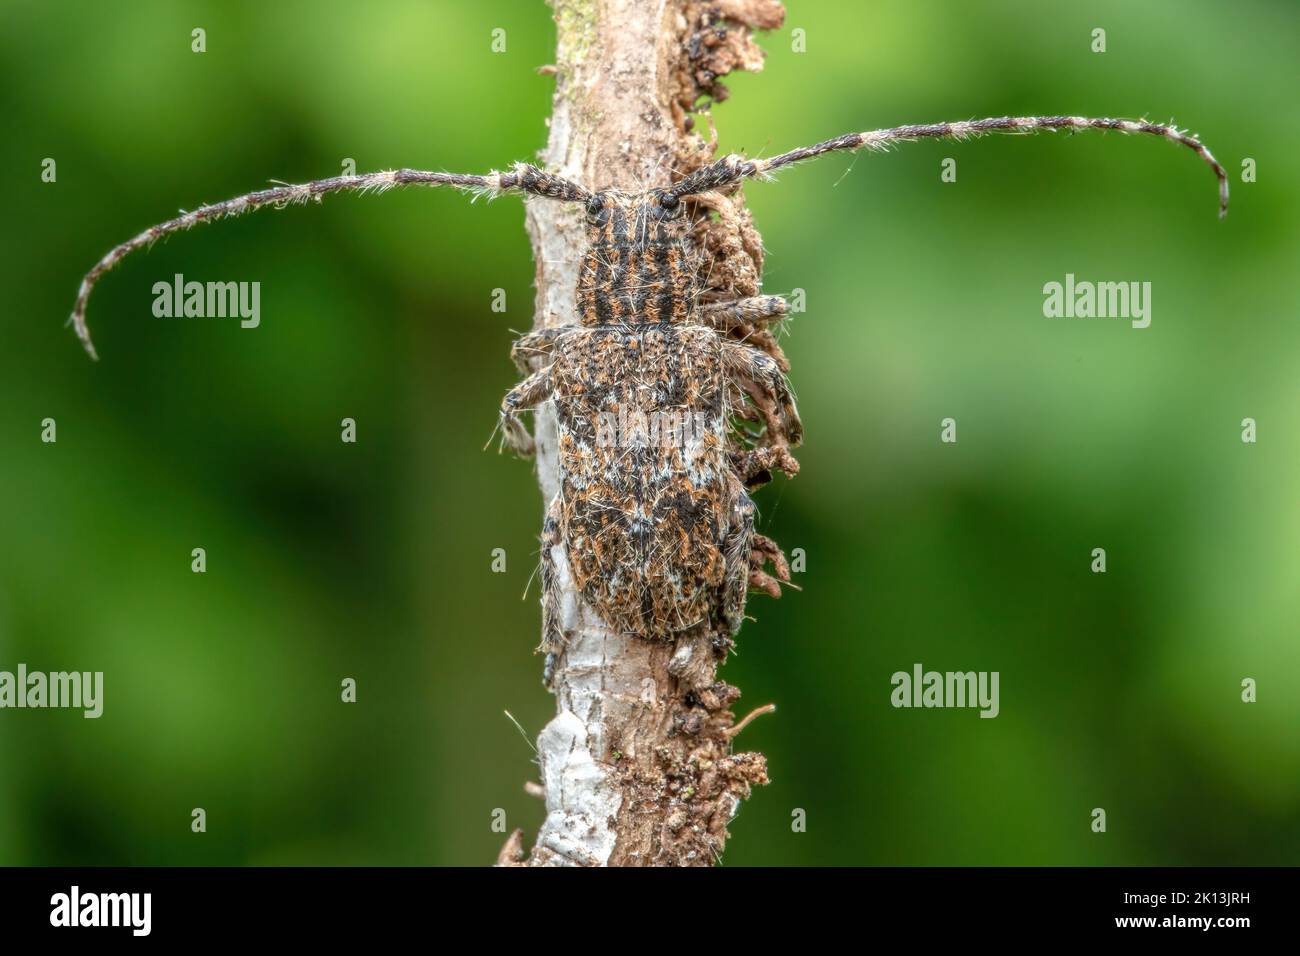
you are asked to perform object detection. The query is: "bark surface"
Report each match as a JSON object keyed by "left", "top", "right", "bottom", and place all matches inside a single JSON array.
[{"left": 498, "top": 0, "right": 785, "bottom": 867}]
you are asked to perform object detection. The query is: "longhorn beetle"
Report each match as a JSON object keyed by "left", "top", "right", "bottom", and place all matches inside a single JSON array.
[{"left": 68, "top": 115, "right": 1228, "bottom": 676}]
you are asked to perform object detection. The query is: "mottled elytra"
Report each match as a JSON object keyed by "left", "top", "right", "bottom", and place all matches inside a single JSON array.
[
  {"left": 502, "top": 183, "right": 802, "bottom": 657},
  {"left": 68, "top": 115, "right": 1228, "bottom": 672}
]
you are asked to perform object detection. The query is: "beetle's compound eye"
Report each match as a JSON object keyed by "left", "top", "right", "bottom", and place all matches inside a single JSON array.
[
  {"left": 585, "top": 194, "right": 607, "bottom": 222},
  {"left": 649, "top": 189, "right": 683, "bottom": 221}
]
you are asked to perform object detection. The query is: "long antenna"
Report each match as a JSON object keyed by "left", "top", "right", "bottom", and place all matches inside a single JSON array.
[
  {"left": 668, "top": 115, "right": 1229, "bottom": 220},
  {"left": 67, "top": 164, "right": 587, "bottom": 359}
]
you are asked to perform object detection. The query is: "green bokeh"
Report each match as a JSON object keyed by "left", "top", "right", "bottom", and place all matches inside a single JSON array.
[{"left": 1, "top": 0, "right": 1296, "bottom": 866}]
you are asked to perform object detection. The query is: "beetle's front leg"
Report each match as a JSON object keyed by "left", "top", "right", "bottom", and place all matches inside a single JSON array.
[
  {"left": 498, "top": 367, "right": 553, "bottom": 456},
  {"left": 701, "top": 295, "right": 789, "bottom": 331},
  {"left": 511, "top": 327, "right": 564, "bottom": 375},
  {"left": 699, "top": 295, "right": 791, "bottom": 370}
]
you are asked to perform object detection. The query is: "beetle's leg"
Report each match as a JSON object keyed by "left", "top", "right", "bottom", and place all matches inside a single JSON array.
[
  {"left": 498, "top": 367, "right": 553, "bottom": 456},
  {"left": 730, "top": 445, "right": 800, "bottom": 489},
  {"left": 700, "top": 295, "right": 789, "bottom": 332},
  {"left": 511, "top": 327, "right": 564, "bottom": 375},
  {"left": 720, "top": 475, "right": 756, "bottom": 635},
  {"left": 721, "top": 340, "right": 802, "bottom": 447},
  {"left": 699, "top": 295, "right": 791, "bottom": 372},
  {"left": 748, "top": 533, "right": 791, "bottom": 600},
  {"left": 539, "top": 495, "right": 568, "bottom": 663}
]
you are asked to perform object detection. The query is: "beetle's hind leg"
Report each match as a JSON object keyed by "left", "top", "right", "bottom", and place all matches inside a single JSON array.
[{"left": 539, "top": 496, "right": 569, "bottom": 663}]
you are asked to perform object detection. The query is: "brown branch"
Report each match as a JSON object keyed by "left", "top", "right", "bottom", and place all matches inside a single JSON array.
[{"left": 511, "top": 0, "right": 783, "bottom": 867}]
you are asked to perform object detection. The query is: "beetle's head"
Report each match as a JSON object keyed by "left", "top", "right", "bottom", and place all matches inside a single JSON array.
[{"left": 582, "top": 188, "right": 688, "bottom": 248}]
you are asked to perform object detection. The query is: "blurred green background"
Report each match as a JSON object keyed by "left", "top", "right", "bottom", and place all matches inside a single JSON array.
[{"left": 1, "top": 0, "right": 1297, "bottom": 866}]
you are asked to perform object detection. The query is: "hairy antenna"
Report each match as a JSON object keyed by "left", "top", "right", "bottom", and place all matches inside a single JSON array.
[
  {"left": 669, "top": 115, "right": 1229, "bottom": 219},
  {"left": 67, "top": 164, "right": 587, "bottom": 359}
]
